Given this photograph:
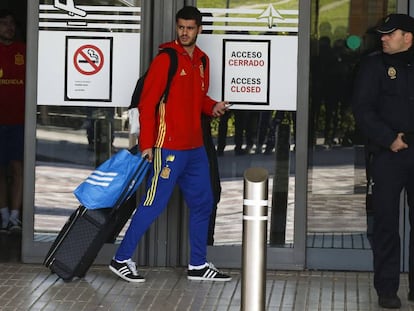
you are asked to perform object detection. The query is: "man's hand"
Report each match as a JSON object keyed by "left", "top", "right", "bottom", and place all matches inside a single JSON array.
[
  {"left": 212, "top": 101, "right": 231, "bottom": 117},
  {"left": 390, "top": 132, "right": 408, "bottom": 152},
  {"left": 142, "top": 148, "right": 153, "bottom": 162}
]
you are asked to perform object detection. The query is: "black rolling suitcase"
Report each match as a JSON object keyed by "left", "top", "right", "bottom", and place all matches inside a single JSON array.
[
  {"left": 44, "top": 147, "right": 149, "bottom": 281},
  {"left": 44, "top": 205, "right": 115, "bottom": 281}
]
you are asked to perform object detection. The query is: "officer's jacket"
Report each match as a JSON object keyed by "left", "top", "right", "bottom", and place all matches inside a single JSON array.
[{"left": 352, "top": 49, "right": 414, "bottom": 150}]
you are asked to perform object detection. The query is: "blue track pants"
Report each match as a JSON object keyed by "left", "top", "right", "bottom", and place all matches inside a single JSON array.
[{"left": 115, "top": 146, "right": 213, "bottom": 266}]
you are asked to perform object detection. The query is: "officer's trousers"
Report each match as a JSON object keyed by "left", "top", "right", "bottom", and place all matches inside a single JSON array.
[{"left": 371, "top": 147, "right": 414, "bottom": 295}]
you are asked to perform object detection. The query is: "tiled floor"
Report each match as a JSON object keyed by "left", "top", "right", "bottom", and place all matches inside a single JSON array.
[
  {"left": 0, "top": 232, "right": 407, "bottom": 310},
  {"left": 1, "top": 262, "right": 414, "bottom": 310},
  {"left": 0, "top": 233, "right": 395, "bottom": 310},
  {"left": 5, "top": 128, "right": 410, "bottom": 309}
]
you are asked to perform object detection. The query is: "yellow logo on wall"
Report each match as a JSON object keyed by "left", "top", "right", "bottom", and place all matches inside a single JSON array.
[
  {"left": 0, "top": 68, "right": 3, "bottom": 78},
  {"left": 15, "top": 53, "right": 24, "bottom": 66}
]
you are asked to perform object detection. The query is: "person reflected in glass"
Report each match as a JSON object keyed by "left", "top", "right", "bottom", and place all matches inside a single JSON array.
[{"left": 0, "top": 9, "right": 25, "bottom": 234}]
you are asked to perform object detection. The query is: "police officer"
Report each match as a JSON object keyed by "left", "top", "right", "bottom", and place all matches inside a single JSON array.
[{"left": 352, "top": 13, "right": 414, "bottom": 309}]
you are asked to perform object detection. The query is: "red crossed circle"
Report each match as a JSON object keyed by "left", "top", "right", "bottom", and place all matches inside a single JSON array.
[{"left": 73, "top": 44, "right": 104, "bottom": 75}]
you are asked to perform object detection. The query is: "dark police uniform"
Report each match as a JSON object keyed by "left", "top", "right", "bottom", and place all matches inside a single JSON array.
[{"left": 352, "top": 48, "right": 414, "bottom": 296}]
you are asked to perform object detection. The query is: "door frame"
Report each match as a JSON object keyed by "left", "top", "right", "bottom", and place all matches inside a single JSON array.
[
  {"left": 305, "top": 0, "right": 409, "bottom": 271},
  {"left": 22, "top": 0, "right": 309, "bottom": 270}
]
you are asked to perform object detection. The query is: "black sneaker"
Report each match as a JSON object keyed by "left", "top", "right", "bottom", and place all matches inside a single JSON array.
[
  {"left": 378, "top": 294, "right": 401, "bottom": 309},
  {"left": 187, "top": 262, "right": 231, "bottom": 281},
  {"left": 9, "top": 219, "right": 22, "bottom": 234},
  {"left": 109, "top": 259, "right": 145, "bottom": 283},
  {"left": 0, "top": 225, "right": 9, "bottom": 235}
]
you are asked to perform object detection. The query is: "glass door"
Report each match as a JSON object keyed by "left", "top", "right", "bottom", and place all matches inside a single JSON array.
[
  {"left": 23, "top": 0, "right": 306, "bottom": 269},
  {"left": 196, "top": 0, "right": 306, "bottom": 269},
  {"left": 306, "top": 0, "right": 401, "bottom": 270},
  {"left": 22, "top": 0, "right": 142, "bottom": 263}
]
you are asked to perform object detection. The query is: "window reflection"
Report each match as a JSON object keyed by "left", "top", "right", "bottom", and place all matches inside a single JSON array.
[
  {"left": 34, "top": 0, "right": 141, "bottom": 241},
  {"left": 197, "top": 0, "right": 299, "bottom": 247},
  {"left": 212, "top": 110, "right": 296, "bottom": 246},
  {"left": 34, "top": 105, "right": 129, "bottom": 240},
  {"left": 307, "top": 0, "right": 396, "bottom": 251},
  {"left": 34, "top": 1, "right": 298, "bottom": 250}
]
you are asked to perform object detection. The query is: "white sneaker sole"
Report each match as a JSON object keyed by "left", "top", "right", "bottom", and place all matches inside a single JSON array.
[
  {"left": 187, "top": 275, "right": 232, "bottom": 282},
  {"left": 109, "top": 265, "right": 146, "bottom": 283}
]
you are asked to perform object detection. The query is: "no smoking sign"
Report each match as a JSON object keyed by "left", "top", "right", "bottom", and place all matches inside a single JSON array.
[
  {"left": 66, "top": 36, "right": 113, "bottom": 101},
  {"left": 74, "top": 44, "right": 104, "bottom": 75}
]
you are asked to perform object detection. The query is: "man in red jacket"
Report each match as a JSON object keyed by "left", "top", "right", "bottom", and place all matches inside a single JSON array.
[
  {"left": 109, "top": 6, "right": 231, "bottom": 282},
  {"left": 0, "top": 9, "right": 25, "bottom": 234}
]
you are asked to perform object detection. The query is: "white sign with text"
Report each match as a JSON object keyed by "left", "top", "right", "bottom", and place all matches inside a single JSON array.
[
  {"left": 66, "top": 37, "right": 112, "bottom": 101},
  {"left": 198, "top": 34, "right": 298, "bottom": 111},
  {"left": 223, "top": 39, "right": 270, "bottom": 105}
]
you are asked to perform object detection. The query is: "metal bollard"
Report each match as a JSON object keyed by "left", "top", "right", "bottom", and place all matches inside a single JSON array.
[{"left": 241, "top": 167, "right": 269, "bottom": 311}]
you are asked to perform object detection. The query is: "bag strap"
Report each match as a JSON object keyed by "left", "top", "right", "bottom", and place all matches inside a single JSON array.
[
  {"left": 110, "top": 146, "right": 149, "bottom": 210},
  {"left": 128, "top": 48, "right": 178, "bottom": 110},
  {"left": 201, "top": 55, "right": 206, "bottom": 70},
  {"left": 112, "top": 155, "right": 148, "bottom": 210},
  {"left": 161, "top": 50, "right": 206, "bottom": 103},
  {"left": 160, "top": 47, "right": 178, "bottom": 103}
]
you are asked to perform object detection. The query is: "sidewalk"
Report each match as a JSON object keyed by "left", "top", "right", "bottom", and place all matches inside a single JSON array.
[
  {"left": 7, "top": 127, "right": 398, "bottom": 310},
  {"left": 0, "top": 262, "right": 413, "bottom": 310}
]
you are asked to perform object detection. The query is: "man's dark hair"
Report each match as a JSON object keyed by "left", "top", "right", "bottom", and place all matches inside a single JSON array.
[
  {"left": 176, "top": 6, "right": 202, "bottom": 27},
  {"left": 0, "top": 9, "right": 15, "bottom": 20}
]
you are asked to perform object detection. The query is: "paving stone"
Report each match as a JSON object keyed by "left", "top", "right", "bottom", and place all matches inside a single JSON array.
[{"left": 0, "top": 263, "right": 412, "bottom": 310}]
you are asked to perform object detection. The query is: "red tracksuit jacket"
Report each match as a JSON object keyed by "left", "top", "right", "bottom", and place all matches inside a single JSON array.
[{"left": 138, "top": 40, "right": 216, "bottom": 151}]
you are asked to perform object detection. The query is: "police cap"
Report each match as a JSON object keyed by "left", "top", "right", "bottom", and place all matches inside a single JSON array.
[{"left": 377, "top": 13, "right": 414, "bottom": 34}]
